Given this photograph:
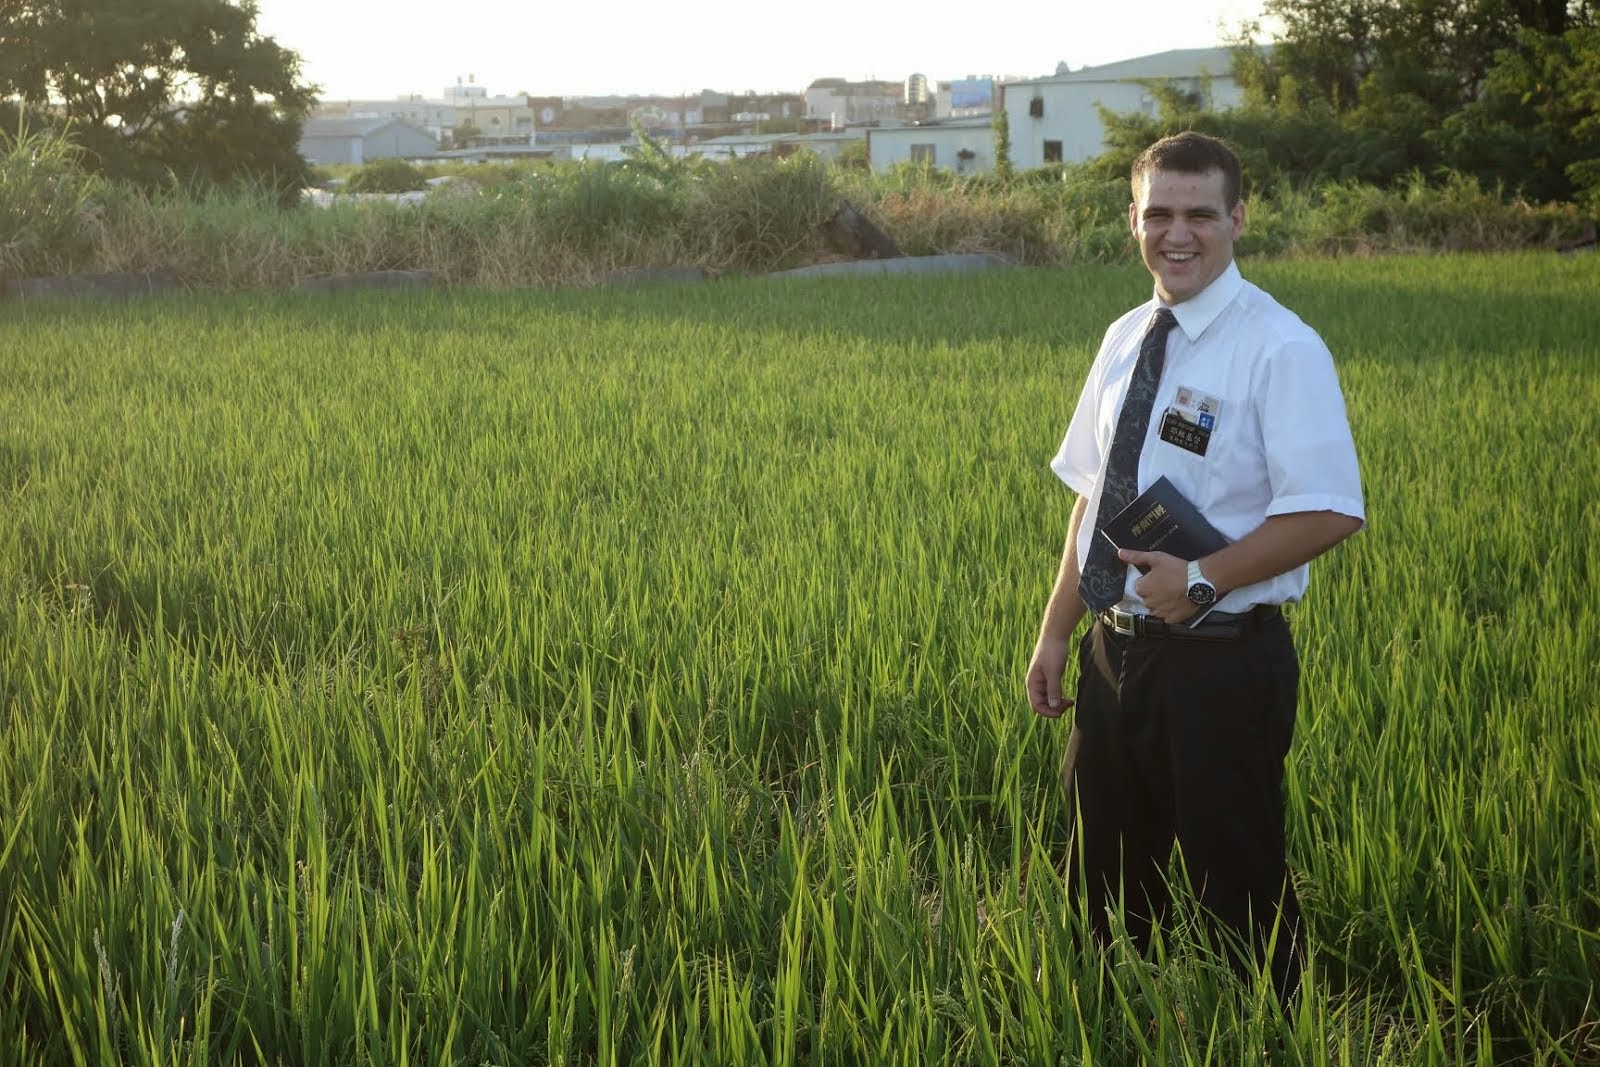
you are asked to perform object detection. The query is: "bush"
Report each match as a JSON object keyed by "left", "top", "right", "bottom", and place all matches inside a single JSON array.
[
  {"left": 1300, "top": 171, "right": 1576, "bottom": 254},
  {"left": 681, "top": 153, "right": 838, "bottom": 271},
  {"left": 0, "top": 119, "right": 100, "bottom": 281},
  {"left": 14, "top": 149, "right": 1588, "bottom": 292},
  {"left": 520, "top": 160, "right": 682, "bottom": 250},
  {"left": 347, "top": 158, "right": 428, "bottom": 194}
]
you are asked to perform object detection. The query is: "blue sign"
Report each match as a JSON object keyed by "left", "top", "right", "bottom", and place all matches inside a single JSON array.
[{"left": 949, "top": 78, "right": 993, "bottom": 110}]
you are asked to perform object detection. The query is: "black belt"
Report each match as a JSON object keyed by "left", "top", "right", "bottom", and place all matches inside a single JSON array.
[{"left": 1097, "top": 604, "right": 1281, "bottom": 641}]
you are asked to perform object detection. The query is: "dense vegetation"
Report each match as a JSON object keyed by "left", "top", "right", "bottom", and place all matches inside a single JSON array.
[
  {"left": 1220, "top": 0, "right": 1599, "bottom": 213},
  {"left": 4, "top": 0, "right": 1596, "bottom": 291},
  {"left": 0, "top": 118, "right": 1587, "bottom": 294},
  {"left": 0, "top": 0, "right": 312, "bottom": 195},
  {"left": 2, "top": 258, "right": 1597, "bottom": 1065},
  {"left": 2, "top": 0, "right": 1595, "bottom": 292}
]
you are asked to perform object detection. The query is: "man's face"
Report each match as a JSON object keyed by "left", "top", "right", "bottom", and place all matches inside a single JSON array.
[{"left": 1129, "top": 167, "right": 1245, "bottom": 305}]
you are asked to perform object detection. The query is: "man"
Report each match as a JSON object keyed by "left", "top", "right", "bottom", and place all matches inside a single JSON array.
[{"left": 1025, "top": 131, "right": 1364, "bottom": 1000}]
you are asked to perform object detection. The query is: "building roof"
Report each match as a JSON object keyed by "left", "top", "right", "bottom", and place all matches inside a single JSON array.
[
  {"left": 694, "top": 132, "right": 789, "bottom": 147},
  {"left": 875, "top": 116, "right": 993, "bottom": 132},
  {"left": 301, "top": 116, "right": 433, "bottom": 139},
  {"left": 434, "top": 145, "right": 565, "bottom": 160},
  {"left": 1019, "top": 47, "right": 1241, "bottom": 87},
  {"left": 691, "top": 128, "right": 865, "bottom": 148},
  {"left": 784, "top": 129, "right": 867, "bottom": 143},
  {"left": 806, "top": 77, "right": 904, "bottom": 93}
]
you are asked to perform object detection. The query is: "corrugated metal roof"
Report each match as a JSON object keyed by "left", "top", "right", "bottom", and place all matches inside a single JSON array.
[
  {"left": 693, "top": 132, "right": 788, "bottom": 146},
  {"left": 301, "top": 116, "right": 427, "bottom": 139},
  {"left": 1016, "top": 47, "right": 1242, "bottom": 87},
  {"left": 784, "top": 129, "right": 867, "bottom": 143},
  {"left": 871, "top": 116, "right": 992, "bottom": 133}
]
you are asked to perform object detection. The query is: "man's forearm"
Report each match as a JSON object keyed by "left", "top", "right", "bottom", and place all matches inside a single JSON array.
[
  {"left": 1201, "top": 511, "right": 1364, "bottom": 596},
  {"left": 1038, "top": 495, "right": 1092, "bottom": 640}
]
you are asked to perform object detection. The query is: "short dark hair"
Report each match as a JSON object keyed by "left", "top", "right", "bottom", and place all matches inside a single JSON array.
[{"left": 1131, "top": 132, "right": 1243, "bottom": 209}]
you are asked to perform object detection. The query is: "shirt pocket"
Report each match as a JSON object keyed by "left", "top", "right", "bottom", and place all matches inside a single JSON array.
[{"left": 1150, "top": 398, "right": 1217, "bottom": 501}]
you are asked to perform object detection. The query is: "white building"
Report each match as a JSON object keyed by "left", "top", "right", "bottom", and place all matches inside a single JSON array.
[
  {"left": 866, "top": 118, "right": 994, "bottom": 174},
  {"left": 1001, "top": 48, "right": 1247, "bottom": 169},
  {"left": 804, "top": 78, "right": 906, "bottom": 127},
  {"left": 312, "top": 97, "right": 458, "bottom": 142},
  {"left": 298, "top": 117, "right": 440, "bottom": 166},
  {"left": 776, "top": 130, "right": 866, "bottom": 163}
]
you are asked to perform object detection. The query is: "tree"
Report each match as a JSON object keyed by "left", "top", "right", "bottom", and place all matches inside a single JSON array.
[
  {"left": 992, "top": 106, "right": 1013, "bottom": 183},
  {"left": 1240, "top": 0, "right": 1595, "bottom": 114},
  {"left": 0, "top": 0, "right": 316, "bottom": 193},
  {"left": 1218, "top": 1, "right": 1597, "bottom": 199},
  {"left": 1436, "top": 25, "right": 1600, "bottom": 205}
]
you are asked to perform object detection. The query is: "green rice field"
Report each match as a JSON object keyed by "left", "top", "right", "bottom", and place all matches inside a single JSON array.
[{"left": 1, "top": 254, "right": 1597, "bottom": 1065}]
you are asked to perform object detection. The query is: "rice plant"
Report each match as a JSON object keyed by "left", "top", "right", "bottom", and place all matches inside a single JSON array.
[{"left": 0, "top": 254, "right": 1595, "bottom": 1065}]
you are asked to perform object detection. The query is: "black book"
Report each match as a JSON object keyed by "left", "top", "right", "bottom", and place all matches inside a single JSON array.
[{"left": 1098, "top": 476, "right": 1230, "bottom": 624}]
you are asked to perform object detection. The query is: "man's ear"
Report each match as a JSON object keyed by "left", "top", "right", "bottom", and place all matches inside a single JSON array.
[{"left": 1231, "top": 200, "right": 1247, "bottom": 239}]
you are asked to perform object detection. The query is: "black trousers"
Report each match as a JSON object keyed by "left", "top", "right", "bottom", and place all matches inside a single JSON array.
[{"left": 1065, "top": 613, "right": 1303, "bottom": 1000}]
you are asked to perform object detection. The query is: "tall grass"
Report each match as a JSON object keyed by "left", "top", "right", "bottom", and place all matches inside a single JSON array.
[
  {"left": 1, "top": 255, "right": 1596, "bottom": 1064},
  {"left": 0, "top": 120, "right": 101, "bottom": 283},
  {"left": 4, "top": 122, "right": 1585, "bottom": 293}
]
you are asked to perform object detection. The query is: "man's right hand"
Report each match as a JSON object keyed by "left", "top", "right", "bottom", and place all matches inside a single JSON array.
[{"left": 1026, "top": 636, "right": 1075, "bottom": 719}]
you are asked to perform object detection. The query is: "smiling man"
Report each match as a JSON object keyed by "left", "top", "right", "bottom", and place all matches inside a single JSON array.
[{"left": 1025, "top": 132, "right": 1365, "bottom": 1002}]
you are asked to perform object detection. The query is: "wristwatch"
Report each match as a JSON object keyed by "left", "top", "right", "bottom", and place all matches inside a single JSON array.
[{"left": 1186, "top": 560, "right": 1218, "bottom": 607}]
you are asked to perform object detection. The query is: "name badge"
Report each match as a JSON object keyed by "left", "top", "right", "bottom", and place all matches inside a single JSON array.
[{"left": 1159, "top": 386, "right": 1223, "bottom": 456}]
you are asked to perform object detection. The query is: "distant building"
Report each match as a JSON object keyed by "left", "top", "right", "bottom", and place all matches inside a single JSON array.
[
  {"left": 804, "top": 78, "right": 907, "bottom": 127},
  {"left": 684, "top": 132, "right": 788, "bottom": 161},
  {"left": 312, "top": 82, "right": 534, "bottom": 145},
  {"left": 298, "top": 117, "right": 439, "bottom": 166},
  {"left": 773, "top": 129, "right": 865, "bottom": 162},
  {"left": 686, "top": 128, "right": 864, "bottom": 162},
  {"left": 1001, "top": 47, "right": 1248, "bottom": 168},
  {"left": 434, "top": 143, "right": 571, "bottom": 163},
  {"left": 942, "top": 77, "right": 996, "bottom": 118},
  {"left": 441, "top": 83, "right": 535, "bottom": 140},
  {"left": 312, "top": 97, "right": 456, "bottom": 142},
  {"left": 866, "top": 117, "right": 993, "bottom": 174},
  {"left": 702, "top": 90, "right": 805, "bottom": 128}
]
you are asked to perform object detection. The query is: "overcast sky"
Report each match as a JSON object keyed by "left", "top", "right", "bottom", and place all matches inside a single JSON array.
[{"left": 252, "top": 0, "right": 1275, "bottom": 100}]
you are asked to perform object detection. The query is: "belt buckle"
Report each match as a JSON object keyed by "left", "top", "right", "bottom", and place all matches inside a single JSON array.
[{"left": 1106, "top": 608, "right": 1140, "bottom": 637}]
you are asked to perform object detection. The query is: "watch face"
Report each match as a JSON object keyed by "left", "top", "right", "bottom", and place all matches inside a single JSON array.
[{"left": 1187, "top": 582, "right": 1217, "bottom": 606}]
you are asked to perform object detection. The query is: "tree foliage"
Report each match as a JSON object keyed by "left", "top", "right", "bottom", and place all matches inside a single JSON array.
[
  {"left": 1237, "top": 0, "right": 1595, "bottom": 113},
  {"left": 1439, "top": 25, "right": 1600, "bottom": 208},
  {"left": 346, "top": 157, "right": 426, "bottom": 194},
  {"left": 992, "top": 106, "right": 1014, "bottom": 184},
  {"left": 0, "top": 0, "right": 316, "bottom": 194},
  {"left": 1093, "top": 0, "right": 1599, "bottom": 208}
]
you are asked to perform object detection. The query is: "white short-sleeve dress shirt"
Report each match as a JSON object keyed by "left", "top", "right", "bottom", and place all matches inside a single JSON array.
[{"left": 1051, "top": 261, "right": 1365, "bottom": 614}]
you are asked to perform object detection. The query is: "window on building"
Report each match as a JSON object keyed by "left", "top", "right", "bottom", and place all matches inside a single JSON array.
[
  {"left": 1044, "top": 140, "right": 1063, "bottom": 163},
  {"left": 1028, "top": 97, "right": 1044, "bottom": 118},
  {"left": 910, "top": 143, "right": 936, "bottom": 165}
]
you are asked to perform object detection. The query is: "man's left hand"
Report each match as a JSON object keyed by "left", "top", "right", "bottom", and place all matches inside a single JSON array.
[{"left": 1119, "top": 549, "right": 1198, "bottom": 622}]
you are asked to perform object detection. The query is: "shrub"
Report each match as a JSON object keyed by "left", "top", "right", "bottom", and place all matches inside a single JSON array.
[
  {"left": 12, "top": 147, "right": 1587, "bottom": 292},
  {"left": 681, "top": 153, "right": 838, "bottom": 271},
  {"left": 521, "top": 161, "right": 682, "bottom": 250},
  {"left": 347, "top": 158, "right": 428, "bottom": 194},
  {"left": 1300, "top": 171, "right": 1576, "bottom": 254},
  {"left": 0, "top": 119, "right": 100, "bottom": 281}
]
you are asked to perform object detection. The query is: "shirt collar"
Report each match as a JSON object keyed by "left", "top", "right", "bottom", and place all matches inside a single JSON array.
[{"left": 1155, "top": 260, "right": 1243, "bottom": 342}]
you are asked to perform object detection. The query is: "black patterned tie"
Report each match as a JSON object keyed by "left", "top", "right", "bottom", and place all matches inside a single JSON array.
[{"left": 1078, "top": 307, "right": 1179, "bottom": 613}]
